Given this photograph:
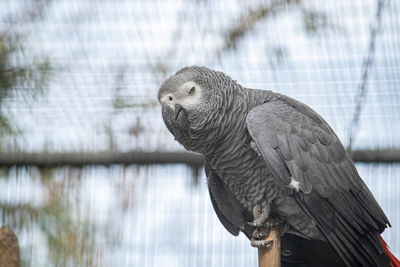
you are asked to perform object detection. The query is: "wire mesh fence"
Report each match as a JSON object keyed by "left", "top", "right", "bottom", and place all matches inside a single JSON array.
[
  {"left": 0, "top": 0, "right": 399, "bottom": 266},
  {"left": 2, "top": 0, "right": 399, "bottom": 153},
  {"left": 1, "top": 163, "right": 399, "bottom": 266}
]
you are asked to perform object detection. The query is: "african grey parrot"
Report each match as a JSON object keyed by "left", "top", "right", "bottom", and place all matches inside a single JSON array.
[{"left": 158, "top": 66, "right": 399, "bottom": 267}]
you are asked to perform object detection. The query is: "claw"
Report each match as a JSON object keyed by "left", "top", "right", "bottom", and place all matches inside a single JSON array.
[
  {"left": 252, "top": 227, "right": 270, "bottom": 240},
  {"left": 251, "top": 239, "right": 273, "bottom": 248},
  {"left": 247, "top": 221, "right": 257, "bottom": 227}
]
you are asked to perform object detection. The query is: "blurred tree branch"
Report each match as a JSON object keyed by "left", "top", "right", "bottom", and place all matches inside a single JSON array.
[
  {"left": 222, "top": 0, "right": 297, "bottom": 52},
  {"left": 0, "top": 2, "right": 106, "bottom": 266},
  {"left": 221, "top": 0, "right": 330, "bottom": 53},
  {"left": 0, "top": 167, "right": 103, "bottom": 266},
  {"left": 0, "top": 0, "right": 52, "bottom": 148},
  {"left": 347, "top": 0, "right": 386, "bottom": 151}
]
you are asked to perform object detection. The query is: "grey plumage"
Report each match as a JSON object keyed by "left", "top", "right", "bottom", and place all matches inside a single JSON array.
[{"left": 158, "top": 66, "right": 392, "bottom": 267}]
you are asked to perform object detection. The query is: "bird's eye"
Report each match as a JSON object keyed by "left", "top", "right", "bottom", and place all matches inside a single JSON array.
[{"left": 188, "top": 86, "right": 196, "bottom": 95}]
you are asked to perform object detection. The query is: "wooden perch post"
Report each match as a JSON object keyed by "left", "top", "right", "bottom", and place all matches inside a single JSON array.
[
  {"left": 0, "top": 226, "right": 21, "bottom": 267},
  {"left": 258, "top": 228, "right": 281, "bottom": 267}
]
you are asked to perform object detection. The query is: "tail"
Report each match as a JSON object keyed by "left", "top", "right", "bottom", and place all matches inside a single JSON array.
[{"left": 380, "top": 236, "right": 400, "bottom": 267}]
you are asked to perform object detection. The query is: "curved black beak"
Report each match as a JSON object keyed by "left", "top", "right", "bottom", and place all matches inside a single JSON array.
[{"left": 174, "top": 104, "right": 183, "bottom": 121}]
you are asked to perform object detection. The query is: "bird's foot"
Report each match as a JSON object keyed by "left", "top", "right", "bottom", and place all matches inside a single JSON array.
[
  {"left": 249, "top": 217, "right": 287, "bottom": 248},
  {"left": 251, "top": 226, "right": 273, "bottom": 248},
  {"left": 252, "top": 226, "right": 270, "bottom": 239},
  {"left": 248, "top": 203, "right": 270, "bottom": 227},
  {"left": 251, "top": 239, "right": 273, "bottom": 248}
]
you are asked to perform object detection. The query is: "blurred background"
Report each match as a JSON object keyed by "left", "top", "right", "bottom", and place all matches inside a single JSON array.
[{"left": 0, "top": 0, "right": 399, "bottom": 266}]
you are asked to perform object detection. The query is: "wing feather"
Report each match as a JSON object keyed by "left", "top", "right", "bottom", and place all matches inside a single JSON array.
[
  {"left": 246, "top": 97, "right": 390, "bottom": 266},
  {"left": 205, "top": 163, "right": 253, "bottom": 238}
]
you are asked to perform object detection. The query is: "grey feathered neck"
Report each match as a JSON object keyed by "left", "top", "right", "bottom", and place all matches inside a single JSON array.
[{"left": 175, "top": 66, "right": 249, "bottom": 154}]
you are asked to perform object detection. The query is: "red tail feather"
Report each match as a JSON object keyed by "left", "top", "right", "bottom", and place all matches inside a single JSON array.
[{"left": 380, "top": 236, "right": 400, "bottom": 267}]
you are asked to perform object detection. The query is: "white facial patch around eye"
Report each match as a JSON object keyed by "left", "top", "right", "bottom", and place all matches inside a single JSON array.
[
  {"left": 177, "top": 81, "right": 202, "bottom": 109},
  {"left": 160, "top": 94, "right": 176, "bottom": 109}
]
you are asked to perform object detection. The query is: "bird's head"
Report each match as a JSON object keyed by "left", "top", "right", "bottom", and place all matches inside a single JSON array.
[{"left": 158, "top": 66, "right": 241, "bottom": 152}]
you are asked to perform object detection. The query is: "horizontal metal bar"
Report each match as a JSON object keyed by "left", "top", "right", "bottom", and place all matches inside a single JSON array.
[
  {"left": 0, "top": 151, "right": 204, "bottom": 167},
  {"left": 0, "top": 149, "right": 399, "bottom": 167},
  {"left": 349, "top": 149, "right": 400, "bottom": 163}
]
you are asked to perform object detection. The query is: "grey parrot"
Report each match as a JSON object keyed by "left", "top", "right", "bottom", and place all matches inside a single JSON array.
[{"left": 158, "top": 66, "right": 399, "bottom": 267}]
